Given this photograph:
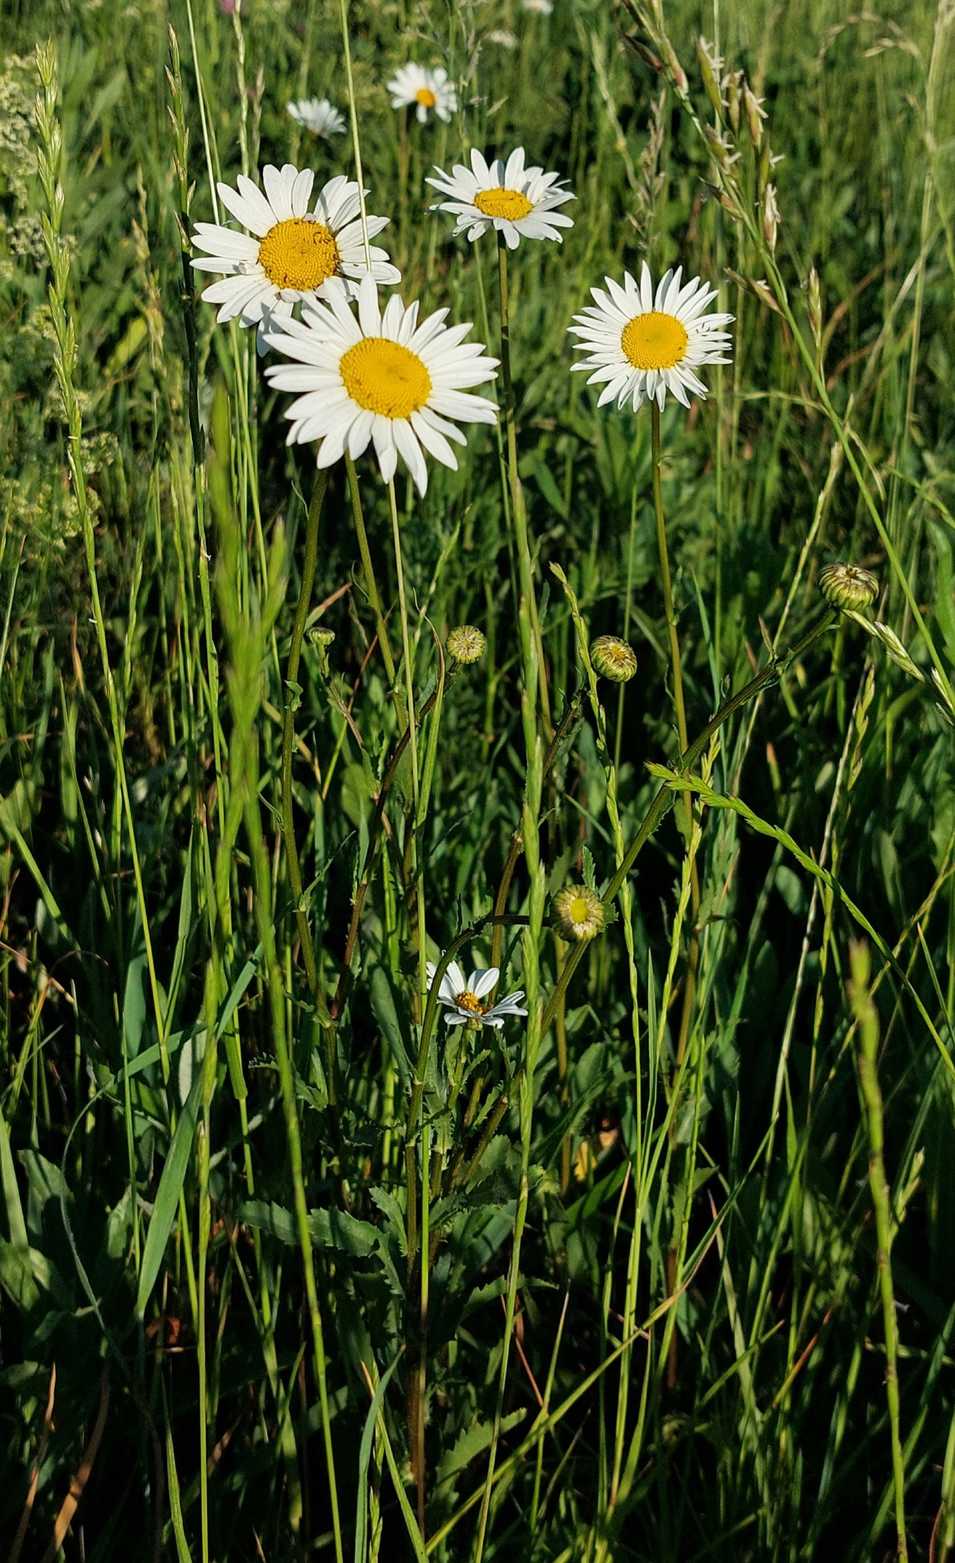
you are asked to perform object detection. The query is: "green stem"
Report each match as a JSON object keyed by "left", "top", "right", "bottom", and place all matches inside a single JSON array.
[
  {"left": 346, "top": 453, "right": 403, "bottom": 718},
  {"left": 496, "top": 233, "right": 552, "bottom": 732},
  {"left": 651, "top": 400, "right": 701, "bottom": 1071},
  {"left": 280, "top": 473, "right": 331, "bottom": 1036},
  {"left": 539, "top": 611, "right": 838, "bottom": 1040},
  {"left": 849, "top": 942, "right": 908, "bottom": 1561}
]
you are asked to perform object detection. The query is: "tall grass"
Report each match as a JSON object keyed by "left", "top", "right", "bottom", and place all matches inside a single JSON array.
[{"left": 1, "top": 0, "right": 954, "bottom": 1559}]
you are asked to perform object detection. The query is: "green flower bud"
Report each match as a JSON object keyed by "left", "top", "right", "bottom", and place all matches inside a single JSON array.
[
  {"left": 446, "top": 624, "right": 486, "bottom": 665},
  {"left": 818, "top": 563, "right": 879, "bottom": 612},
  {"left": 590, "top": 635, "right": 637, "bottom": 683},
  {"left": 554, "top": 885, "right": 605, "bottom": 942}
]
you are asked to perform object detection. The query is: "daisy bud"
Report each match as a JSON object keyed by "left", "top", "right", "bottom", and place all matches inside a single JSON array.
[
  {"left": 819, "top": 563, "right": 879, "bottom": 612},
  {"left": 554, "top": 885, "right": 605, "bottom": 942},
  {"left": 447, "top": 624, "right": 486, "bottom": 665},
  {"left": 590, "top": 635, "right": 637, "bottom": 683}
]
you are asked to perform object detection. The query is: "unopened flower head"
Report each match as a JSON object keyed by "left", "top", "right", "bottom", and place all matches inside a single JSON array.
[
  {"left": 591, "top": 635, "right": 637, "bottom": 682},
  {"left": 819, "top": 562, "right": 878, "bottom": 612},
  {"left": 447, "top": 625, "right": 486, "bottom": 664},
  {"left": 569, "top": 263, "right": 733, "bottom": 414},
  {"left": 190, "top": 165, "right": 399, "bottom": 349},
  {"left": 387, "top": 64, "right": 457, "bottom": 124},
  {"left": 427, "top": 147, "right": 575, "bottom": 250},
  {"left": 264, "top": 276, "right": 498, "bottom": 497},
  {"left": 554, "top": 885, "right": 605, "bottom": 942},
  {"left": 427, "top": 959, "right": 527, "bottom": 1030},
  {"left": 287, "top": 98, "right": 346, "bottom": 139}
]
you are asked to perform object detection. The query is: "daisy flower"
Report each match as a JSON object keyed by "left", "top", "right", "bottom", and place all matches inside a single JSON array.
[
  {"left": 190, "top": 165, "right": 400, "bottom": 346},
  {"left": 568, "top": 263, "right": 733, "bottom": 413},
  {"left": 426, "top": 147, "right": 575, "bottom": 250},
  {"left": 426, "top": 959, "right": 527, "bottom": 1030},
  {"left": 287, "top": 98, "right": 346, "bottom": 138},
  {"left": 263, "top": 275, "right": 499, "bottom": 497},
  {"left": 387, "top": 63, "right": 457, "bottom": 124}
]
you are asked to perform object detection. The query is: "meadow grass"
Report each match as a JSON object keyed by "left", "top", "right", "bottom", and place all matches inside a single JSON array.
[{"left": 1, "top": 0, "right": 954, "bottom": 1559}]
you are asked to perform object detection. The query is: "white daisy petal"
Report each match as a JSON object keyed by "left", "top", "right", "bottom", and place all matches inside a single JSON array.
[{"left": 471, "top": 967, "right": 499, "bottom": 999}]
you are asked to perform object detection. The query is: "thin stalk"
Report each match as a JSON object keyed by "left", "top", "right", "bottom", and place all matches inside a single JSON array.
[
  {"left": 650, "top": 399, "right": 701, "bottom": 1068},
  {"left": 280, "top": 473, "right": 333, "bottom": 1039},
  {"left": 496, "top": 233, "right": 552, "bottom": 731},
  {"left": 539, "top": 612, "right": 838, "bottom": 1040},
  {"left": 849, "top": 941, "right": 908, "bottom": 1561},
  {"left": 346, "top": 454, "right": 403, "bottom": 715}
]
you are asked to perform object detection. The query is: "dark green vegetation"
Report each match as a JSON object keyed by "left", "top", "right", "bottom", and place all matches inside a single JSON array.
[{"left": 1, "top": 0, "right": 954, "bottom": 1559}]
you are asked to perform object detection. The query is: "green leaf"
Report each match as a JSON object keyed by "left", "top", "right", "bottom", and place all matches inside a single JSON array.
[{"left": 136, "top": 1072, "right": 200, "bottom": 1318}]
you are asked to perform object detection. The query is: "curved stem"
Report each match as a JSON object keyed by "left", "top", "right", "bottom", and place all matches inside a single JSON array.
[{"left": 539, "top": 612, "right": 838, "bottom": 1041}]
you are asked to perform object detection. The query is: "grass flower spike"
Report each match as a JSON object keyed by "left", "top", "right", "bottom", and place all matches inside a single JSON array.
[
  {"left": 569, "top": 264, "right": 733, "bottom": 411},
  {"left": 427, "top": 959, "right": 527, "bottom": 1029},
  {"left": 427, "top": 147, "right": 575, "bottom": 249},
  {"left": 287, "top": 98, "right": 346, "bottom": 138},
  {"left": 264, "top": 276, "right": 499, "bottom": 496},
  {"left": 191, "top": 166, "right": 399, "bottom": 343},
  {"left": 387, "top": 63, "right": 457, "bottom": 123}
]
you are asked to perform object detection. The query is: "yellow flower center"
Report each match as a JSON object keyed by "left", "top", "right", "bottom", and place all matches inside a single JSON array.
[
  {"left": 620, "top": 310, "right": 688, "bottom": 371},
  {"left": 568, "top": 896, "right": 591, "bottom": 925},
  {"left": 415, "top": 87, "right": 437, "bottom": 108},
  {"left": 258, "top": 218, "right": 340, "bottom": 291},
  {"left": 474, "top": 186, "right": 534, "bottom": 221},
  {"left": 454, "top": 990, "right": 486, "bottom": 1015},
  {"left": 339, "top": 337, "right": 432, "bottom": 419}
]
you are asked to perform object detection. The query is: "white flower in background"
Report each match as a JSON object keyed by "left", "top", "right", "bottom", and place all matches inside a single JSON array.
[
  {"left": 386, "top": 63, "right": 457, "bottom": 123},
  {"left": 426, "top": 959, "right": 527, "bottom": 1029},
  {"left": 427, "top": 146, "right": 575, "bottom": 250},
  {"left": 191, "top": 166, "right": 400, "bottom": 348},
  {"left": 263, "top": 275, "right": 499, "bottom": 496},
  {"left": 486, "top": 29, "right": 517, "bottom": 47},
  {"left": 521, "top": 0, "right": 554, "bottom": 12},
  {"left": 287, "top": 98, "right": 346, "bottom": 138},
  {"left": 568, "top": 263, "right": 733, "bottom": 413}
]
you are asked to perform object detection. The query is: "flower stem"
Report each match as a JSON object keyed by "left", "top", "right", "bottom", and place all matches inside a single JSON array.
[
  {"left": 345, "top": 453, "right": 404, "bottom": 721},
  {"left": 651, "top": 401, "right": 701, "bottom": 1072},
  {"left": 496, "top": 233, "right": 552, "bottom": 732},
  {"left": 280, "top": 473, "right": 331, "bottom": 1033}
]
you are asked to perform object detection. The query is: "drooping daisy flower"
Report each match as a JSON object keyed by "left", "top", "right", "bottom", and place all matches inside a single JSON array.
[
  {"left": 287, "top": 98, "right": 346, "bottom": 138},
  {"left": 263, "top": 275, "right": 499, "bottom": 496},
  {"left": 426, "top": 959, "right": 527, "bottom": 1030},
  {"left": 387, "top": 63, "right": 457, "bottom": 124},
  {"left": 568, "top": 263, "right": 733, "bottom": 413},
  {"left": 427, "top": 147, "right": 575, "bottom": 250},
  {"left": 191, "top": 165, "right": 399, "bottom": 345}
]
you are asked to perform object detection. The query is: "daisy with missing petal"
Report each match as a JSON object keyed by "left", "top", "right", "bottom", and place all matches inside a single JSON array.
[
  {"left": 427, "top": 146, "right": 575, "bottom": 250},
  {"left": 263, "top": 275, "right": 499, "bottom": 497},
  {"left": 387, "top": 63, "right": 457, "bottom": 123},
  {"left": 190, "top": 165, "right": 399, "bottom": 344},
  {"left": 426, "top": 959, "right": 527, "bottom": 1030},
  {"left": 287, "top": 98, "right": 346, "bottom": 138},
  {"left": 568, "top": 263, "right": 733, "bottom": 412}
]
